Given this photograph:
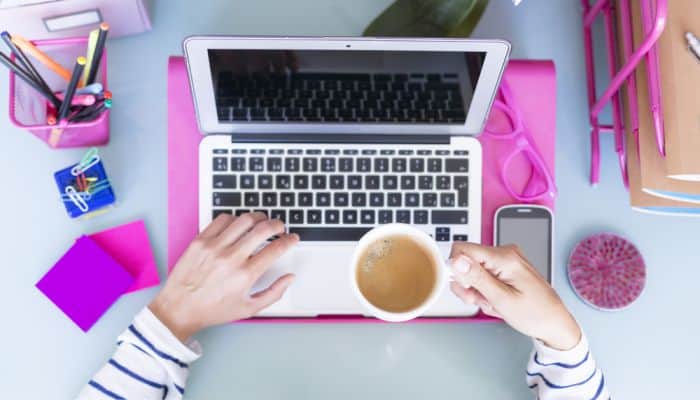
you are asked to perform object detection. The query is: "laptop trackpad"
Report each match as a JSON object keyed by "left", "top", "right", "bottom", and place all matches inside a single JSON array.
[{"left": 288, "top": 244, "right": 361, "bottom": 313}]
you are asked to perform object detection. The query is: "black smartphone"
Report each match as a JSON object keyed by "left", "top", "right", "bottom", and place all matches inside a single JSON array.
[{"left": 494, "top": 205, "right": 553, "bottom": 283}]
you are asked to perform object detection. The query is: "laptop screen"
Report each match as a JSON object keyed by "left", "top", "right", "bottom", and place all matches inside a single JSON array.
[{"left": 207, "top": 49, "right": 486, "bottom": 125}]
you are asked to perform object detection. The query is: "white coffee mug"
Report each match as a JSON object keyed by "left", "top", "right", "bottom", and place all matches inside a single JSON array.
[{"left": 349, "top": 223, "right": 449, "bottom": 322}]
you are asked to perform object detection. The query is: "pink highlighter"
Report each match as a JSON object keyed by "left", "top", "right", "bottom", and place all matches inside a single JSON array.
[{"left": 55, "top": 92, "right": 96, "bottom": 106}]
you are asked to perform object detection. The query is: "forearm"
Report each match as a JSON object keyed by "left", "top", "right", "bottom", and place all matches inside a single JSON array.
[
  {"left": 526, "top": 334, "right": 610, "bottom": 400},
  {"left": 77, "top": 307, "right": 201, "bottom": 400}
]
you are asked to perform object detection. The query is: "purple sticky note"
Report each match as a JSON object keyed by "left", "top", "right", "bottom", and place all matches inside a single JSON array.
[
  {"left": 89, "top": 220, "right": 160, "bottom": 293},
  {"left": 36, "top": 236, "right": 134, "bottom": 332}
]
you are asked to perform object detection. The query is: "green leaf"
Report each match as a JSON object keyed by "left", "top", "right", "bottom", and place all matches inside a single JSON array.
[{"left": 363, "top": 0, "right": 490, "bottom": 38}]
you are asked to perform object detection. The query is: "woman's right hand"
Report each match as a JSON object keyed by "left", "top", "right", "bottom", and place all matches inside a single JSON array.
[{"left": 449, "top": 242, "right": 581, "bottom": 351}]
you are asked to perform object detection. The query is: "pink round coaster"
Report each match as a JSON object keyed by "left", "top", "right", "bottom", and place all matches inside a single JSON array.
[{"left": 567, "top": 233, "right": 646, "bottom": 311}]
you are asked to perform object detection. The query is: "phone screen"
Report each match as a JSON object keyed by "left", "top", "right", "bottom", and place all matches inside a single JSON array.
[{"left": 496, "top": 208, "right": 552, "bottom": 282}]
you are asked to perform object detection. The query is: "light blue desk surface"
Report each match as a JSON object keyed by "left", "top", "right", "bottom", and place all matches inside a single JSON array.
[{"left": 2, "top": 1, "right": 697, "bottom": 398}]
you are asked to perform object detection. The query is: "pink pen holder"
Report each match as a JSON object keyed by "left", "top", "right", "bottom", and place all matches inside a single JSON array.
[{"left": 8, "top": 37, "right": 109, "bottom": 149}]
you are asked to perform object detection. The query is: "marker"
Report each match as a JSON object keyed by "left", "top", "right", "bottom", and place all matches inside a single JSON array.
[
  {"left": 85, "top": 22, "right": 109, "bottom": 85},
  {"left": 0, "top": 51, "right": 57, "bottom": 106},
  {"left": 75, "top": 82, "right": 103, "bottom": 95},
  {"left": 0, "top": 31, "right": 59, "bottom": 108},
  {"left": 11, "top": 34, "right": 72, "bottom": 81},
  {"left": 81, "top": 28, "right": 100, "bottom": 86},
  {"left": 51, "top": 56, "right": 86, "bottom": 147},
  {"left": 47, "top": 102, "right": 57, "bottom": 125},
  {"left": 56, "top": 92, "right": 96, "bottom": 106}
]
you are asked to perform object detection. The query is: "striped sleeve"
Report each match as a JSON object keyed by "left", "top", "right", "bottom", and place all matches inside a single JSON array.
[
  {"left": 77, "top": 307, "right": 202, "bottom": 400},
  {"left": 526, "top": 334, "right": 610, "bottom": 400}
]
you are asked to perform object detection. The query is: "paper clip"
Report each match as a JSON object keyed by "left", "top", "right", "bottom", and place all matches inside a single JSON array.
[
  {"left": 71, "top": 148, "right": 100, "bottom": 176},
  {"left": 64, "top": 185, "right": 89, "bottom": 212}
]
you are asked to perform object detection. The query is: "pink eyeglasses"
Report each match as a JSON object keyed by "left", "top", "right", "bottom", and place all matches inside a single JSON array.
[{"left": 483, "top": 80, "right": 557, "bottom": 202}]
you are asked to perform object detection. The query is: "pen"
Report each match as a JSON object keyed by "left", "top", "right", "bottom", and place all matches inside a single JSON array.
[
  {"left": 686, "top": 32, "right": 700, "bottom": 62},
  {"left": 85, "top": 23, "right": 109, "bottom": 85},
  {"left": 11, "top": 34, "right": 72, "bottom": 81},
  {"left": 81, "top": 28, "right": 99, "bottom": 86},
  {"left": 76, "top": 82, "right": 103, "bottom": 95},
  {"left": 58, "top": 56, "right": 86, "bottom": 121},
  {"left": 0, "top": 51, "right": 58, "bottom": 106}
]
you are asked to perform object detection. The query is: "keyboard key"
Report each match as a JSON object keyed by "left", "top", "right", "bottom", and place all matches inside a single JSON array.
[
  {"left": 417, "top": 150, "right": 432, "bottom": 155},
  {"left": 410, "top": 158, "right": 424, "bottom": 172},
  {"left": 334, "top": 192, "right": 349, "bottom": 207},
  {"left": 453, "top": 234, "right": 468, "bottom": 242},
  {"left": 324, "top": 149, "right": 340, "bottom": 155},
  {"left": 369, "top": 192, "right": 384, "bottom": 207},
  {"left": 316, "top": 192, "right": 331, "bottom": 207},
  {"left": 241, "top": 175, "right": 255, "bottom": 189},
  {"left": 419, "top": 176, "right": 433, "bottom": 190},
  {"left": 383, "top": 175, "right": 398, "bottom": 190},
  {"left": 213, "top": 175, "right": 236, "bottom": 189},
  {"left": 249, "top": 157, "right": 264, "bottom": 171},
  {"left": 423, "top": 193, "right": 438, "bottom": 207},
  {"left": 374, "top": 158, "right": 389, "bottom": 172},
  {"left": 289, "top": 210, "right": 304, "bottom": 224},
  {"left": 244, "top": 192, "right": 259, "bottom": 206},
  {"left": 343, "top": 210, "right": 358, "bottom": 224},
  {"left": 276, "top": 175, "right": 291, "bottom": 189},
  {"left": 312, "top": 175, "right": 327, "bottom": 189},
  {"left": 455, "top": 176, "right": 469, "bottom": 207},
  {"left": 343, "top": 149, "right": 359, "bottom": 155},
  {"left": 280, "top": 192, "right": 295, "bottom": 206},
  {"left": 378, "top": 210, "right": 393, "bottom": 223},
  {"left": 271, "top": 209, "right": 286, "bottom": 222},
  {"left": 446, "top": 158, "right": 469, "bottom": 173},
  {"left": 440, "top": 193, "right": 455, "bottom": 207},
  {"left": 294, "top": 175, "right": 309, "bottom": 189},
  {"left": 432, "top": 210, "right": 468, "bottom": 224},
  {"left": 380, "top": 149, "right": 395, "bottom": 155},
  {"left": 321, "top": 158, "right": 336, "bottom": 172},
  {"left": 230, "top": 157, "right": 245, "bottom": 171},
  {"left": 339, "top": 158, "right": 353, "bottom": 171},
  {"left": 361, "top": 210, "right": 375, "bottom": 224},
  {"left": 400, "top": 176, "right": 416, "bottom": 190},
  {"left": 303, "top": 158, "right": 318, "bottom": 172},
  {"left": 258, "top": 175, "right": 273, "bottom": 189},
  {"left": 396, "top": 210, "right": 411, "bottom": 223},
  {"left": 388, "top": 192, "right": 402, "bottom": 207},
  {"left": 437, "top": 176, "right": 451, "bottom": 190},
  {"left": 330, "top": 175, "right": 344, "bottom": 189},
  {"left": 213, "top": 149, "right": 229, "bottom": 155},
  {"left": 414, "top": 210, "right": 429, "bottom": 224},
  {"left": 307, "top": 210, "right": 322, "bottom": 224},
  {"left": 365, "top": 175, "right": 380, "bottom": 190},
  {"left": 436, "top": 227, "right": 450, "bottom": 242},
  {"left": 213, "top": 157, "right": 228, "bottom": 171},
  {"left": 436, "top": 150, "right": 450, "bottom": 156},
  {"left": 212, "top": 209, "right": 232, "bottom": 219},
  {"left": 352, "top": 193, "right": 367, "bottom": 207},
  {"left": 285, "top": 158, "right": 300, "bottom": 172},
  {"left": 298, "top": 192, "right": 313, "bottom": 206},
  {"left": 405, "top": 193, "right": 419, "bottom": 207},
  {"left": 428, "top": 158, "right": 442, "bottom": 172},
  {"left": 348, "top": 175, "right": 362, "bottom": 189},
  {"left": 392, "top": 158, "right": 407, "bottom": 172},
  {"left": 262, "top": 192, "right": 277, "bottom": 206},
  {"left": 362, "top": 149, "right": 377, "bottom": 155},
  {"left": 267, "top": 157, "right": 283, "bottom": 172},
  {"left": 289, "top": 227, "right": 372, "bottom": 241},
  {"left": 325, "top": 210, "right": 340, "bottom": 224},
  {"left": 235, "top": 209, "right": 250, "bottom": 216},
  {"left": 213, "top": 192, "right": 240, "bottom": 207},
  {"left": 357, "top": 158, "right": 371, "bottom": 172}
]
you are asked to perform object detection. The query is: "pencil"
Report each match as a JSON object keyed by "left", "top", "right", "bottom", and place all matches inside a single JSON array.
[
  {"left": 81, "top": 28, "right": 99, "bottom": 87},
  {"left": 0, "top": 51, "right": 57, "bottom": 106},
  {"left": 58, "top": 56, "right": 86, "bottom": 121},
  {"left": 85, "top": 22, "right": 109, "bottom": 85},
  {"left": 11, "top": 34, "right": 72, "bottom": 81}
]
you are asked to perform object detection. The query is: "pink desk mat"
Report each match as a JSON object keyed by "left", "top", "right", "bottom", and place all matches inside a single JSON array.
[{"left": 168, "top": 57, "right": 555, "bottom": 323}]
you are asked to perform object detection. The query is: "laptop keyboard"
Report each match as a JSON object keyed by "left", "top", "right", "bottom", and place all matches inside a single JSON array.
[
  {"left": 214, "top": 72, "right": 467, "bottom": 124},
  {"left": 210, "top": 146, "right": 471, "bottom": 242}
]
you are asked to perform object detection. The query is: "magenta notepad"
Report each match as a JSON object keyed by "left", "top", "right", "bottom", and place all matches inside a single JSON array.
[{"left": 36, "top": 236, "right": 134, "bottom": 332}]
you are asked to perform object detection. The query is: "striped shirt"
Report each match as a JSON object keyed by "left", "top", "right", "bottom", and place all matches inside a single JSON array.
[{"left": 78, "top": 308, "right": 609, "bottom": 399}]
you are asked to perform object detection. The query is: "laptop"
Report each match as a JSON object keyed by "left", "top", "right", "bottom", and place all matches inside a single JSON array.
[{"left": 184, "top": 36, "right": 510, "bottom": 317}]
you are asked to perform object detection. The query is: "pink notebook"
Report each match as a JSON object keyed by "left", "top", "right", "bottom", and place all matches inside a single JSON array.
[{"left": 167, "top": 57, "right": 556, "bottom": 322}]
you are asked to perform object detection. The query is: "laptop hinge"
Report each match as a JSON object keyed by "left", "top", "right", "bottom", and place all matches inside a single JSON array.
[{"left": 229, "top": 133, "right": 451, "bottom": 145}]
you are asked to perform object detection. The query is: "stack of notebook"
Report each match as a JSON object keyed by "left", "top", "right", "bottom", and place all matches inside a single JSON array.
[{"left": 623, "top": 0, "right": 700, "bottom": 215}]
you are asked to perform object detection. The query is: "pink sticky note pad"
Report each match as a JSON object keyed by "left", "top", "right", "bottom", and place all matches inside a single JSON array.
[
  {"left": 89, "top": 220, "right": 160, "bottom": 293},
  {"left": 36, "top": 236, "right": 134, "bottom": 332}
]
